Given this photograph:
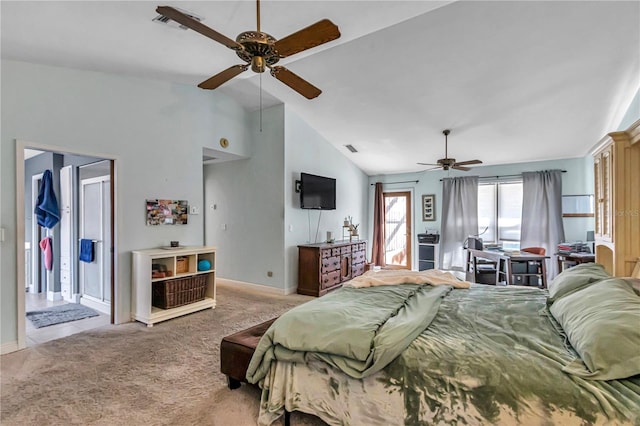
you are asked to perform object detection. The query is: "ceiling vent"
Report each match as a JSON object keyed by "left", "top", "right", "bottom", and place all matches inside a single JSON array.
[
  {"left": 153, "top": 8, "right": 203, "bottom": 30},
  {"left": 344, "top": 144, "right": 358, "bottom": 153}
]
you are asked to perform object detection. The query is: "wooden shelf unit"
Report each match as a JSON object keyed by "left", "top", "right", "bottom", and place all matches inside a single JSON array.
[{"left": 132, "top": 246, "right": 216, "bottom": 326}]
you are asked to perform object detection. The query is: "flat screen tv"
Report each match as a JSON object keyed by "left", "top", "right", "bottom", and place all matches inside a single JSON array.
[{"left": 300, "top": 173, "right": 336, "bottom": 210}]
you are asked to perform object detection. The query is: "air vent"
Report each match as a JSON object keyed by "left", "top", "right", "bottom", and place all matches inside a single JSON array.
[
  {"left": 344, "top": 144, "right": 358, "bottom": 153},
  {"left": 153, "top": 8, "right": 203, "bottom": 30}
]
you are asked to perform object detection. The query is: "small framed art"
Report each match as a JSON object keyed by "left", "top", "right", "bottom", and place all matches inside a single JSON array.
[{"left": 422, "top": 194, "right": 436, "bottom": 221}]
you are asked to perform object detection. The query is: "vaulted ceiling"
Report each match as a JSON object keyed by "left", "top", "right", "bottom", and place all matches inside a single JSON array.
[{"left": 2, "top": 1, "right": 638, "bottom": 175}]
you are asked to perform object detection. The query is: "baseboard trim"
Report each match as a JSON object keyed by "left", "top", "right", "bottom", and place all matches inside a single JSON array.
[
  {"left": 80, "top": 297, "right": 110, "bottom": 315},
  {"left": 217, "top": 278, "right": 296, "bottom": 295},
  {"left": 47, "top": 291, "right": 63, "bottom": 302},
  {"left": 1, "top": 340, "right": 20, "bottom": 355}
]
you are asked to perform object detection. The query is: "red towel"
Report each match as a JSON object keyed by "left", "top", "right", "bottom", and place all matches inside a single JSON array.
[{"left": 39, "top": 237, "right": 53, "bottom": 271}]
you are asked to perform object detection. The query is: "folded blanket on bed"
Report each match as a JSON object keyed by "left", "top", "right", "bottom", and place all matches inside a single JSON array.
[
  {"left": 246, "top": 284, "right": 453, "bottom": 384},
  {"left": 348, "top": 269, "right": 471, "bottom": 288}
]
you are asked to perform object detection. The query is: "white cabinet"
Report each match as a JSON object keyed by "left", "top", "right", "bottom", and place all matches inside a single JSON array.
[{"left": 132, "top": 246, "right": 216, "bottom": 326}]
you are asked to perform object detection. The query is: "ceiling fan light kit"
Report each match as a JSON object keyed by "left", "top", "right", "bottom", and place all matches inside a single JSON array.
[
  {"left": 155, "top": 1, "right": 341, "bottom": 99},
  {"left": 417, "top": 129, "right": 483, "bottom": 171}
]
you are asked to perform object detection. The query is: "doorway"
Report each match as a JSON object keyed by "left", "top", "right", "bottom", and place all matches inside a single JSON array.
[
  {"left": 19, "top": 145, "right": 115, "bottom": 349},
  {"left": 384, "top": 191, "right": 412, "bottom": 269}
]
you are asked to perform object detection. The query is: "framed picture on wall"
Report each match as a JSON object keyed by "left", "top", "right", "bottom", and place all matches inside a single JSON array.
[{"left": 422, "top": 194, "right": 435, "bottom": 221}]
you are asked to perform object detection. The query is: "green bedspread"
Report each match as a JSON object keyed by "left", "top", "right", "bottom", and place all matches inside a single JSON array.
[
  {"left": 246, "top": 284, "right": 452, "bottom": 383},
  {"left": 255, "top": 285, "right": 640, "bottom": 425}
]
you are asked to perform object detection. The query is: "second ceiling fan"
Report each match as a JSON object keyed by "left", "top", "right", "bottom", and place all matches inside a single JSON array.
[
  {"left": 417, "top": 129, "right": 483, "bottom": 171},
  {"left": 156, "top": 0, "right": 341, "bottom": 99}
]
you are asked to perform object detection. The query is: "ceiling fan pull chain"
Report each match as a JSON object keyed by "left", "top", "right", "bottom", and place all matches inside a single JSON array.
[{"left": 260, "top": 73, "right": 263, "bottom": 132}]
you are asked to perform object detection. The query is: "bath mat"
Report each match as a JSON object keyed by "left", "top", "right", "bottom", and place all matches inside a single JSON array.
[{"left": 26, "top": 303, "right": 99, "bottom": 328}]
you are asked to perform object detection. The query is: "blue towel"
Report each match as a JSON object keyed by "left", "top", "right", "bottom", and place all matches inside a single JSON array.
[
  {"left": 79, "top": 239, "right": 94, "bottom": 263},
  {"left": 34, "top": 170, "right": 60, "bottom": 229}
]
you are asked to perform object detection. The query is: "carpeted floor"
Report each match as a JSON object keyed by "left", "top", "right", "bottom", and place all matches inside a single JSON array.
[{"left": 1, "top": 282, "right": 328, "bottom": 426}]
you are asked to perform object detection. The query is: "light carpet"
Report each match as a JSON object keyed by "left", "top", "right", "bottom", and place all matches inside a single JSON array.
[
  {"left": 26, "top": 303, "right": 99, "bottom": 328},
  {"left": 1, "top": 283, "right": 327, "bottom": 426}
]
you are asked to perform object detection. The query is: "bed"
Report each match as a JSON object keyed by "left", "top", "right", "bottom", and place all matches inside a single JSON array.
[{"left": 247, "top": 266, "right": 640, "bottom": 425}]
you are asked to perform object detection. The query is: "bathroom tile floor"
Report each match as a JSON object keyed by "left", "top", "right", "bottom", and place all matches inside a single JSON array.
[{"left": 25, "top": 293, "right": 111, "bottom": 347}]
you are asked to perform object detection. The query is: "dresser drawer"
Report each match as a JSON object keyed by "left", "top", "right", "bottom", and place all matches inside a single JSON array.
[
  {"left": 352, "top": 263, "right": 365, "bottom": 278},
  {"left": 321, "top": 270, "right": 340, "bottom": 289},
  {"left": 341, "top": 245, "right": 352, "bottom": 254},
  {"left": 321, "top": 256, "right": 340, "bottom": 273},
  {"left": 321, "top": 249, "right": 332, "bottom": 258},
  {"left": 352, "top": 250, "right": 366, "bottom": 264},
  {"left": 332, "top": 248, "right": 341, "bottom": 257}
]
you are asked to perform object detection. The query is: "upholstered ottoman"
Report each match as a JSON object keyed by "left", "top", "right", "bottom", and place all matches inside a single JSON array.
[{"left": 220, "top": 317, "right": 277, "bottom": 389}]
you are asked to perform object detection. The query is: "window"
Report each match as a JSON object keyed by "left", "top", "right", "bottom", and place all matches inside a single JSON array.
[{"left": 478, "top": 181, "right": 523, "bottom": 249}]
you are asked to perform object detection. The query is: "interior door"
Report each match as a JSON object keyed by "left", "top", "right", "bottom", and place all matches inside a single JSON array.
[
  {"left": 383, "top": 191, "right": 412, "bottom": 269},
  {"left": 79, "top": 175, "right": 111, "bottom": 313}
]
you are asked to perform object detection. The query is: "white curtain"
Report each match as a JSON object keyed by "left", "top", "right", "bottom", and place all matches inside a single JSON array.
[
  {"left": 440, "top": 176, "right": 479, "bottom": 271},
  {"left": 520, "top": 170, "right": 565, "bottom": 279}
]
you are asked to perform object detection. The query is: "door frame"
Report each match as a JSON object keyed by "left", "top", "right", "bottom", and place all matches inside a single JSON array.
[
  {"left": 30, "top": 173, "right": 43, "bottom": 294},
  {"left": 383, "top": 190, "right": 413, "bottom": 269},
  {"left": 15, "top": 139, "right": 118, "bottom": 351}
]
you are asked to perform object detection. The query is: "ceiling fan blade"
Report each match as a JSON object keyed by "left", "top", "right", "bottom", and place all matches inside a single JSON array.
[
  {"left": 452, "top": 165, "right": 471, "bottom": 171},
  {"left": 198, "top": 65, "right": 249, "bottom": 90},
  {"left": 156, "top": 6, "right": 243, "bottom": 50},
  {"left": 270, "top": 66, "right": 321, "bottom": 99},
  {"left": 417, "top": 162, "right": 440, "bottom": 166},
  {"left": 274, "top": 19, "right": 341, "bottom": 58},
  {"left": 454, "top": 159, "right": 483, "bottom": 166}
]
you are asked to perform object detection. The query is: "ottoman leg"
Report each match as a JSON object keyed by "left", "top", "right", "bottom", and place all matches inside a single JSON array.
[
  {"left": 284, "top": 410, "right": 291, "bottom": 426},
  {"left": 227, "top": 376, "right": 241, "bottom": 390}
]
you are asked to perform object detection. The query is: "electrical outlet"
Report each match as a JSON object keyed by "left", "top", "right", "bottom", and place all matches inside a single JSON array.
[
  {"left": 190, "top": 206, "right": 200, "bottom": 215},
  {"left": 267, "top": 271, "right": 273, "bottom": 277}
]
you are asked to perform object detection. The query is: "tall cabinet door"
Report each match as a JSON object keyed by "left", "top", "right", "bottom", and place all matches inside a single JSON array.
[
  {"left": 59, "top": 166, "right": 74, "bottom": 301},
  {"left": 79, "top": 175, "right": 111, "bottom": 312},
  {"left": 594, "top": 147, "right": 613, "bottom": 242}
]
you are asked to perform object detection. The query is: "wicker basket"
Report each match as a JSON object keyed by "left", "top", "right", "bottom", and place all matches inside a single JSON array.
[
  {"left": 152, "top": 275, "right": 207, "bottom": 309},
  {"left": 176, "top": 257, "right": 189, "bottom": 274}
]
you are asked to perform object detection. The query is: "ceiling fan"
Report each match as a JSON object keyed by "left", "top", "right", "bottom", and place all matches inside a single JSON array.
[
  {"left": 417, "top": 129, "right": 483, "bottom": 171},
  {"left": 155, "top": 1, "right": 341, "bottom": 99}
]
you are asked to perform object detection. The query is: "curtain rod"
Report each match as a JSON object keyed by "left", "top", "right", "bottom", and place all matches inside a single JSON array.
[
  {"left": 370, "top": 180, "right": 419, "bottom": 186},
  {"left": 439, "top": 170, "right": 567, "bottom": 182}
]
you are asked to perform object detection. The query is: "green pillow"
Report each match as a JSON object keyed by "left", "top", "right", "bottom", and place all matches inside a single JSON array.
[
  {"left": 550, "top": 278, "right": 640, "bottom": 380},
  {"left": 547, "top": 263, "right": 610, "bottom": 304}
]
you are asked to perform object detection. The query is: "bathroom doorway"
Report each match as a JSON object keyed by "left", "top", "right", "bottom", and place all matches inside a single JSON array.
[{"left": 20, "top": 147, "right": 115, "bottom": 347}]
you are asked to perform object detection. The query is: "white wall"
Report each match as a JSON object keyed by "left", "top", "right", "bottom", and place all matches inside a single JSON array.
[
  {"left": 203, "top": 105, "right": 286, "bottom": 289},
  {"left": 203, "top": 105, "right": 369, "bottom": 293},
  {"left": 284, "top": 106, "right": 369, "bottom": 292},
  {"left": 367, "top": 156, "right": 595, "bottom": 269},
  {"left": 1, "top": 60, "right": 249, "bottom": 347}
]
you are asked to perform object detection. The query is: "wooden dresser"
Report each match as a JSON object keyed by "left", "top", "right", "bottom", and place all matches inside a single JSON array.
[{"left": 297, "top": 240, "right": 367, "bottom": 296}]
